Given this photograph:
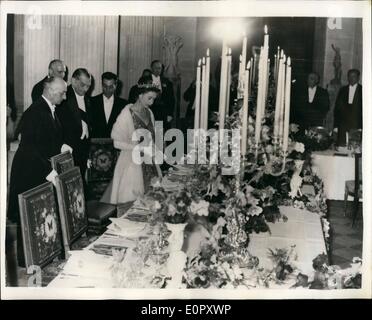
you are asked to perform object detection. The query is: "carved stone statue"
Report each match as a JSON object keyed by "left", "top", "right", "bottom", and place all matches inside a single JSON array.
[
  {"left": 330, "top": 44, "right": 342, "bottom": 86},
  {"left": 289, "top": 160, "right": 304, "bottom": 199},
  {"left": 163, "top": 35, "right": 183, "bottom": 80}
]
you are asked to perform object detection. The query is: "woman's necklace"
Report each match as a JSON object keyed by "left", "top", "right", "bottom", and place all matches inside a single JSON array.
[{"left": 133, "top": 104, "right": 149, "bottom": 124}]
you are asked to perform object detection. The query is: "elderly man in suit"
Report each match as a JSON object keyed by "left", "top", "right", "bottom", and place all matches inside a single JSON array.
[
  {"left": 31, "top": 59, "right": 67, "bottom": 102},
  {"left": 91, "top": 72, "right": 128, "bottom": 138},
  {"left": 334, "top": 69, "right": 363, "bottom": 145},
  {"left": 8, "top": 77, "right": 71, "bottom": 266},
  {"left": 150, "top": 60, "right": 175, "bottom": 131},
  {"left": 56, "top": 68, "right": 92, "bottom": 181},
  {"left": 291, "top": 72, "right": 330, "bottom": 130}
]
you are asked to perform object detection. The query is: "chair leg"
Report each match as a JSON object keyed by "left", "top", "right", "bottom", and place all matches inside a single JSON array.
[
  {"left": 343, "top": 188, "right": 348, "bottom": 216},
  {"left": 352, "top": 196, "right": 359, "bottom": 227}
]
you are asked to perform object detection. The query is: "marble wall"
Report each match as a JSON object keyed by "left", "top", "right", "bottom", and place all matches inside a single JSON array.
[{"left": 11, "top": 14, "right": 119, "bottom": 112}]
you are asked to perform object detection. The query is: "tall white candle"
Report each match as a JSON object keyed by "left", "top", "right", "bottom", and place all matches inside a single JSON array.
[
  {"left": 279, "top": 53, "right": 286, "bottom": 146},
  {"left": 218, "top": 41, "right": 228, "bottom": 131},
  {"left": 255, "top": 47, "right": 264, "bottom": 145},
  {"left": 203, "top": 49, "right": 210, "bottom": 130},
  {"left": 273, "top": 54, "right": 277, "bottom": 85},
  {"left": 282, "top": 57, "right": 292, "bottom": 153},
  {"left": 241, "top": 35, "right": 247, "bottom": 72},
  {"left": 225, "top": 48, "right": 232, "bottom": 116},
  {"left": 238, "top": 54, "right": 243, "bottom": 99},
  {"left": 273, "top": 56, "right": 282, "bottom": 141},
  {"left": 200, "top": 57, "right": 206, "bottom": 130},
  {"left": 276, "top": 46, "right": 280, "bottom": 85},
  {"left": 194, "top": 59, "right": 202, "bottom": 130},
  {"left": 262, "top": 26, "right": 269, "bottom": 118},
  {"left": 265, "top": 58, "right": 270, "bottom": 107},
  {"left": 240, "top": 35, "right": 247, "bottom": 93},
  {"left": 241, "top": 61, "right": 251, "bottom": 156}
]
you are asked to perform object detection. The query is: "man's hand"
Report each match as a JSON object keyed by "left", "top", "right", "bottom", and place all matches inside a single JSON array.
[
  {"left": 333, "top": 127, "right": 338, "bottom": 133},
  {"left": 61, "top": 144, "right": 73, "bottom": 153},
  {"left": 87, "top": 159, "right": 92, "bottom": 169},
  {"left": 80, "top": 120, "right": 89, "bottom": 139},
  {"left": 167, "top": 116, "right": 173, "bottom": 123},
  {"left": 6, "top": 105, "right": 12, "bottom": 118},
  {"left": 46, "top": 169, "right": 58, "bottom": 186}
]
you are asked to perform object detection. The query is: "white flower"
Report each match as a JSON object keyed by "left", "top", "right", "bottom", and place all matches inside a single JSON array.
[
  {"left": 247, "top": 197, "right": 260, "bottom": 207},
  {"left": 245, "top": 185, "right": 254, "bottom": 196},
  {"left": 168, "top": 203, "right": 177, "bottom": 216},
  {"left": 248, "top": 206, "right": 262, "bottom": 216},
  {"left": 151, "top": 178, "right": 162, "bottom": 188},
  {"left": 216, "top": 216, "right": 227, "bottom": 227},
  {"left": 290, "top": 123, "right": 300, "bottom": 133},
  {"left": 232, "top": 264, "right": 243, "bottom": 280},
  {"left": 154, "top": 200, "right": 161, "bottom": 210},
  {"left": 190, "top": 200, "right": 210, "bottom": 216},
  {"left": 210, "top": 254, "right": 217, "bottom": 264},
  {"left": 265, "top": 144, "right": 274, "bottom": 154},
  {"left": 294, "top": 142, "right": 305, "bottom": 153}
]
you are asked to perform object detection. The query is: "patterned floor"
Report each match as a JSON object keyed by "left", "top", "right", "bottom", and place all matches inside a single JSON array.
[{"left": 328, "top": 200, "right": 363, "bottom": 268}]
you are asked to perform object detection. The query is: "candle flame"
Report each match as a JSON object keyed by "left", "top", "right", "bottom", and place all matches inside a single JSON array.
[
  {"left": 264, "top": 25, "right": 268, "bottom": 34},
  {"left": 247, "top": 61, "right": 251, "bottom": 69},
  {"left": 228, "top": 47, "right": 232, "bottom": 55},
  {"left": 239, "top": 54, "right": 242, "bottom": 62},
  {"left": 202, "top": 57, "right": 206, "bottom": 64},
  {"left": 280, "top": 49, "right": 284, "bottom": 58},
  {"left": 198, "top": 59, "right": 201, "bottom": 67},
  {"left": 206, "top": 48, "right": 210, "bottom": 56},
  {"left": 287, "top": 57, "right": 291, "bottom": 66}
]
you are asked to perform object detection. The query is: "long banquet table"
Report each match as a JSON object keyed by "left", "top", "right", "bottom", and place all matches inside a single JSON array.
[
  {"left": 311, "top": 149, "right": 355, "bottom": 200},
  {"left": 48, "top": 205, "right": 327, "bottom": 288}
]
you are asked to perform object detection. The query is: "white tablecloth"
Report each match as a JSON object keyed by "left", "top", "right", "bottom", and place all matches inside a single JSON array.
[
  {"left": 48, "top": 206, "right": 327, "bottom": 288},
  {"left": 311, "top": 150, "right": 355, "bottom": 200},
  {"left": 249, "top": 206, "right": 327, "bottom": 276}
]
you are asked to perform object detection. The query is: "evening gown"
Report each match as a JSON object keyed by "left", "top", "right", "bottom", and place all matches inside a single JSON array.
[{"left": 100, "top": 104, "right": 161, "bottom": 204}]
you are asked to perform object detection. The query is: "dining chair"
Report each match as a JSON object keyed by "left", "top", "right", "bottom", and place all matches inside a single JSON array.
[{"left": 343, "top": 152, "right": 362, "bottom": 226}]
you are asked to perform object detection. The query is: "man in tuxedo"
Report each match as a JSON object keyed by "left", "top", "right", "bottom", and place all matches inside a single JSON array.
[
  {"left": 31, "top": 59, "right": 67, "bottom": 102},
  {"left": 150, "top": 60, "right": 175, "bottom": 131},
  {"left": 183, "top": 79, "right": 219, "bottom": 129},
  {"left": 56, "top": 68, "right": 92, "bottom": 181},
  {"left": 334, "top": 69, "right": 363, "bottom": 145},
  {"left": 291, "top": 72, "right": 330, "bottom": 130},
  {"left": 91, "top": 72, "right": 128, "bottom": 138},
  {"left": 7, "top": 77, "right": 71, "bottom": 266}
]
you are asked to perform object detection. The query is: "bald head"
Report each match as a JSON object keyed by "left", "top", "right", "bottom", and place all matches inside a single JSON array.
[
  {"left": 307, "top": 72, "right": 320, "bottom": 88},
  {"left": 48, "top": 60, "right": 66, "bottom": 79},
  {"left": 43, "top": 77, "right": 67, "bottom": 105}
]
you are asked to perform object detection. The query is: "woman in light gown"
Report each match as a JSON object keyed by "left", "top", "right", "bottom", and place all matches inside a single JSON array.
[{"left": 101, "top": 78, "right": 162, "bottom": 204}]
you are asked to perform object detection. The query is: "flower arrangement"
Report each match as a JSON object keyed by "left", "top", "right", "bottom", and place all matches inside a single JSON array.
[{"left": 293, "top": 254, "right": 362, "bottom": 289}]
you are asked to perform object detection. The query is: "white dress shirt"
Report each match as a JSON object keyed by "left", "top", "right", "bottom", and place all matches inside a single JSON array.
[
  {"left": 152, "top": 74, "right": 162, "bottom": 91},
  {"left": 103, "top": 95, "right": 114, "bottom": 123},
  {"left": 42, "top": 95, "right": 56, "bottom": 118},
  {"left": 308, "top": 86, "right": 317, "bottom": 103},
  {"left": 74, "top": 90, "right": 86, "bottom": 112},
  {"left": 348, "top": 84, "right": 357, "bottom": 104}
]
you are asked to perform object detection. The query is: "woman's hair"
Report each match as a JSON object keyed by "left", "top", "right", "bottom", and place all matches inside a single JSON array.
[{"left": 133, "top": 76, "right": 160, "bottom": 101}]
